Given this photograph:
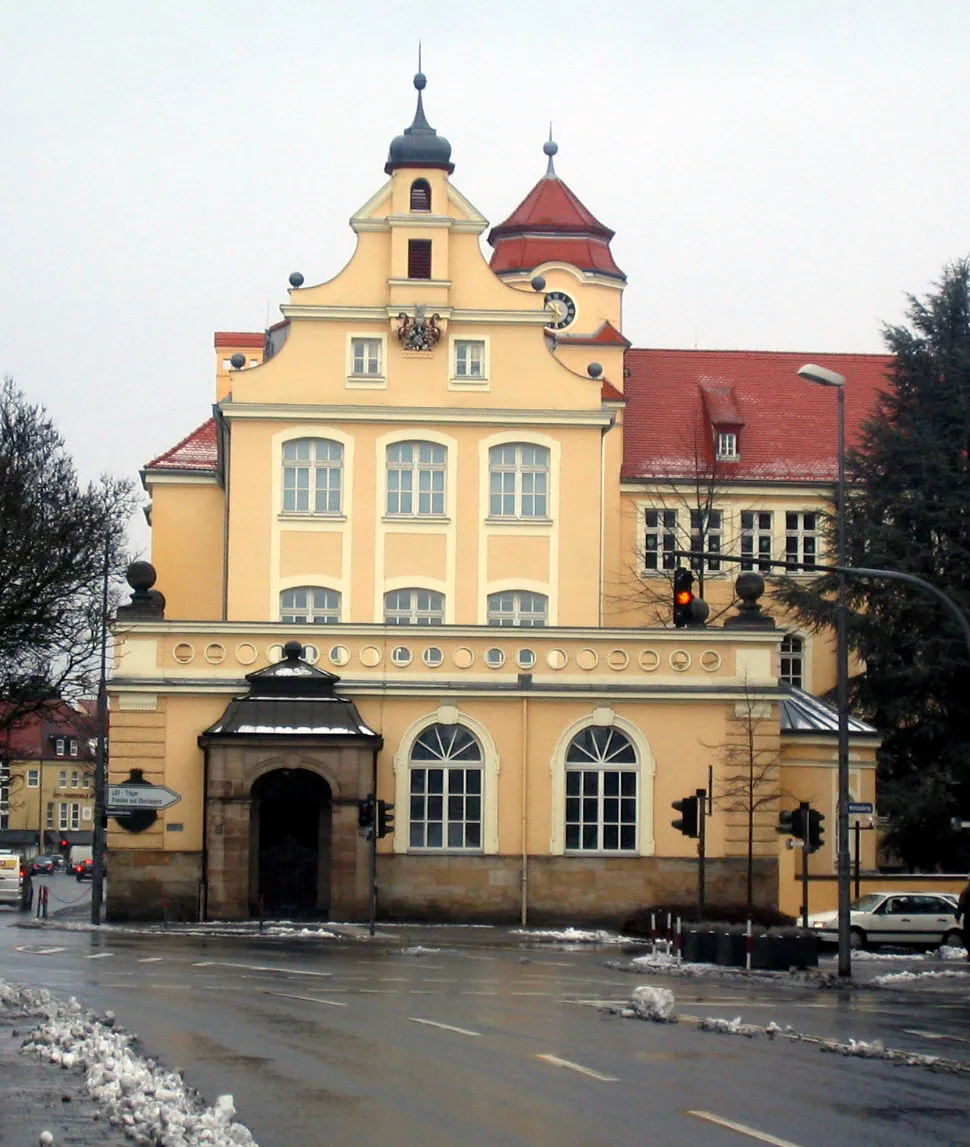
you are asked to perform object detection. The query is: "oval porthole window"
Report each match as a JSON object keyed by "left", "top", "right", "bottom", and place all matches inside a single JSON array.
[
  {"left": 546, "top": 648, "right": 567, "bottom": 670},
  {"left": 392, "top": 646, "right": 412, "bottom": 667},
  {"left": 485, "top": 647, "right": 505, "bottom": 669},
  {"left": 236, "top": 642, "right": 258, "bottom": 666},
  {"left": 607, "top": 649, "right": 629, "bottom": 671},
  {"left": 423, "top": 646, "right": 444, "bottom": 667},
  {"left": 453, "top": 647, "right": 474, "bottom": 669},
  {"left": 638, "top": 649, "right": 661, "bottom": 672},
  {"left": 204, "top": 643, "right": 226, "bottom": 665},
  {"left": 516, "top": 648, "right": 537, "bottom": 669},
  {"left": 268, "top": 643, "right": 284, "bottom": 664},
  {"left": 700, "top": 650, "right": 722, "bottom": 672},
  {"left": 360, "top": 645, "right": 382, "bottom": 668},
  {"left": 173, "top": 642, "right": 194, "bottom": 665},
  {"left": 329, "top": 644, "right": 351, "bottom": 667}
]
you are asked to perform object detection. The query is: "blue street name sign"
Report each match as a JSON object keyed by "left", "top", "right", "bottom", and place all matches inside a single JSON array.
[{"left": 848, "top": 802, "right": 874, "bottom": 815}]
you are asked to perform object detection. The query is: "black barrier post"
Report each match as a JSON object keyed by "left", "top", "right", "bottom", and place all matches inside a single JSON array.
[{"left": 697, "top": 787, "right": 707, "bottom": 918}]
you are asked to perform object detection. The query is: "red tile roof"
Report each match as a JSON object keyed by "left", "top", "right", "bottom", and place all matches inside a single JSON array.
[
  {"left": 214, "top": 332, "right": 264, "bottom": 349},
  {"left": 622, "top": 349, "right": 891, "bottom": 482},
  {"left": 557, "top": 320, "right": 631, "bottom": 348},
  {"left": 487, "top": 174, "right": 625, "bottom": 280},
  {"left": 601, "top": 379, "right": 626, "bottom": 403},
  {"left": 144, "top": 418, "right": 219, "bottom": 472}
]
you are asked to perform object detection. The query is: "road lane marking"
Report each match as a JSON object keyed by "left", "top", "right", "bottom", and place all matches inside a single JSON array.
[
  {"left": 137, "top": 957, "right": 164, "bottom": 963},
  {"left": 85, "top": 953, "right": 114, "bottom": 960},
  {"left": 191, "top": 961, "right": 332, "bottom": 976},
  {"left": 688, "top": 1111, "right": 802, "bottom": 1146},
  {"left": 903, "top": 1028, "right": 970, "bottom": 1044},
  {"left": 15, "top": 946, "right": 65, "bottom": 955},
  {"left": 264, "top": 991, "right": 347, "bottom": 1008},
  {"left": 410, "top": 1017, "right": 480, "bottom": 1037},
  {"left": 536, "top": 1054, "right": 617, "bottom": 1082}
]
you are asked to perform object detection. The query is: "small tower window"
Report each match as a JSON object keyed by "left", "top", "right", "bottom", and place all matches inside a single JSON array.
[
  {"left": 410, "top": 179, "right": 431, "bottom": 212},
  {"left": 408, "top": 239, "right": 433, "bottom": 280}
]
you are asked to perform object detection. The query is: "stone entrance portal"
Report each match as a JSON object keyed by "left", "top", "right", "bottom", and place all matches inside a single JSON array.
[
  {"left": 198, "top": 642, "right": 382, "bottom": 921},
  {"left": 251, "top": 768, "right": 331, "bottom": 917}
]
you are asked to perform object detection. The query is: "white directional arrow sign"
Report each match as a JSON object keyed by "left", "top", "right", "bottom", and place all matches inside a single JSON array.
[{"left": 106, "top": 785, "right": 182, "bottom": 812}]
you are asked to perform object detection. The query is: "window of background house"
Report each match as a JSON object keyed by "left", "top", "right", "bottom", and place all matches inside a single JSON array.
[
  {"left": 454, "top": 340, "right": 485, "bottom": 378},
  {"left": 407, "top": 239, "right": 432, "bottom": 279},
  {"left": 280, "top": 587, "right": 341, "bottom": 624},
  {"left": 27, "top": 769, "right": 39, "bottom": 788},
  {"left": 780, "top": 634, "right": 804, "bottom": 688},
  {"left": 384, "top": 588, "right": 445, "bottom": 625},
  {"left": 786, "top": 511, "right": 818, "bottom": 569},
  {"left": 716, "top": 431, "right": 739, "bottom": 460},
  {"left": 741, "top": 511, "right": 773, "bottom": 571},
  {"left": 643, "top": 509, "right": 678, "bottom": 570},
  {"left": 409, "top": 724, "right": 483, "bottom": 850},
  {"left": 386, "top": 441, "right": 446, "bottom": 516},
  {"left": 565, "top": 726, "right": 638, "bottom": 852},
  {"left": 489, "top": 444, "right": 549, "bottom": 518},
  {"left": 351, "top": 338, "right": 382, "bottom": 376},
  {"left": 409, "top": 179, "right": 431, "bottom": 211},
  {"left": 690, "top": 508, "right": 722, "bottom": 571},
  {"left": 282, "top": 438, "right": 343, "bottom": 514},
  {"left": 487, "top": 591, "right": 548, "bottom": 627}
]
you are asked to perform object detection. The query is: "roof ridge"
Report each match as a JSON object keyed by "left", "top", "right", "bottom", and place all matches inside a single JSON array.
[{"left": 145, "top": 417, "right": 218, "bottom": 471}]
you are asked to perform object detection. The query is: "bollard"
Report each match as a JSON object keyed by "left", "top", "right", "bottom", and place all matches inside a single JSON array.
[
  {"left": 675, "top": 916, "right": 683, "bottom": 963},
  {"left": 745, "top": 917, "right": 753, "bottom": 971},
  {"left": 649, "top": 911, "right": 656, "bottom": 947},
  {"left": 258, "top": 896, "right": 265, "bottom": 932}
]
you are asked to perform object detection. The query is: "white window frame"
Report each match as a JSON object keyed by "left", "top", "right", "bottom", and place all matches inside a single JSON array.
[
  {"left": 741, "top": 510, "right": 773, "bottom": 571},
  {"left": 345, "top": 332, "right": 387, "bottom": 389},
  {"left": 384, "top": 588, "right": 445, "bottom": 625},
  {"left": 786, "top": 511, "right": 820, "bottom": 571},
  {"left": 407, "top": 723, "right": 484, "bottom": 852},
  {"left": 58, "top": 770, "right": 67, "bottom": 789},
  {"left": 282, "top": 438, "right": 344, "bottom": 516},
  {"left": 690, "top": 508, "right": 722, "bottom": 572},
  {"left": 386, "top": 441, "right": 447, "bottom": 517},
  {"left": 55, "top": 738, "right": 65, "bottom": 756},
  {"left": 45, "top": 801, "right": 54, "bottom": 828},
  {"left": 450, "top": 337, "right": 489, "bottom": 388},
  {"left": 564, "top": 726, "right": 640, "bottom": 854},
  {"left": 716, "top": 431, "right": 739, "bottom": 460},
  {"left": 643, "top": 508, "right": 678, "bottom": 571},
  {"left": 280, "top": 586, "right": 342, "bottom": 624},
  {"left": 780, "top": 633, "right": 806, "bottom": 690},
  {"left": 488, "top": 443, "right": 550, "bottom": 519},
  {"left": 27, "top": 769, "right": 39, "bottom": 788},
  {"left": 487, "top": 590, "right": 548, "bottom": 627},
  {"left": 58, "top": 802, "right": 69, "bottom": 831}
]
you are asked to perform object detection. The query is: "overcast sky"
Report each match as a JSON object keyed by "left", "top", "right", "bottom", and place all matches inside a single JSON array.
[{"left": 3, "top": 2, "right": 969, "bottom": 557}]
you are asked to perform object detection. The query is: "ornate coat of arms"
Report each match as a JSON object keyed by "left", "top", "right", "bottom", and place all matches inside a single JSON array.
[{"left": 396, "top": 306, "right": 442, "bottom": 351}]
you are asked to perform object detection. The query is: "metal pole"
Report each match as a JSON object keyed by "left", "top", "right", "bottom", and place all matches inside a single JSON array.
[
  {"left": 368, "top": 792, "right": 377, "bottom": 937},
  {"left": 697, "top": 787, "right": 706, "bottom": 918},
  {"left": 835, "top": 386, "right": 852, "bottom": 977},
  {"left": 800, "top": 801, "right": 810, "bottom": 929},
  {"left": 854, "top": 821, "right": 861, "bottom": 900},
  {"left": 90, "top": 534, "right": 110, "bottom": 926}
]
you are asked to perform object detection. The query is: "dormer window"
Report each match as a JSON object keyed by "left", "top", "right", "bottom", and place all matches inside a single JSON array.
[
  {"left": 716, "top": 431, "right": 739, "bottom": 461},
  {"left": 408, "top": 239, "right": 432, "bottom": 279},
  {"left": 410, "top": 179, "right": 431, "bottom": 212}
]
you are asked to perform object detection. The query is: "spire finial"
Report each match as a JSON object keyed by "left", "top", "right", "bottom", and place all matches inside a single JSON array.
[{"left": 543, "top": 123, "right": 559, "bottom": 178}]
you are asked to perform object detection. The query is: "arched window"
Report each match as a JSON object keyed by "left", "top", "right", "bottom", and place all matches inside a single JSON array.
[
  {"left": 565, "top": 726, "right": 638, "bottom": 852},
  {"left": 386, "top": 441, "right": 446, "bottom": 516},
  {"left": 409, "top": 178, "right": 431, "bottom": 212},
  {"left": 282, "top": 438, "right": 343, "bottom": 514},
  {"left": 489, "top": 443, "right": 550, "bottom": 518},
  {"left": 487, "top": 591, "right": 548, "bottom": 627},
  {"left": 384, "top": 588, "right": 445, "bottom": 625},
  {"left": 280, "top": 587, "right": 341, "bottom": 624},
  {"left": 780, "top": 634, "right": 804, "bottom": 688},
  {"left": 409, "top": 724, "right": 483, "bottom": 849}
]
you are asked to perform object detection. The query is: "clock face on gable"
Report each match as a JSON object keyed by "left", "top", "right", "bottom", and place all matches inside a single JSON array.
[{"left": 544, "top": 291, "right": 577, "bottom": 330}]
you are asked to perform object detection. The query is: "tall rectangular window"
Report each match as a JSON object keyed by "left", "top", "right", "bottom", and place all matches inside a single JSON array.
[
  {"left": 282, "top": 438, "right": 343, "bottom": 515},
  {"left": 643, "top": 509, "right": 677, "bottom": 570},
  {"left": 351, "top": 338, "right": 382, "bottom": 376},
  {"left": 454, "top": 340, "right": 485, "bottom": 378},
  {"left": 741, "top": 511, "right": 773, "bottom": 571},
  {"left": 387, "top": 441, "right": 446, "bottom": 516},
  {"left": 407, "top": 239, "right": 432, "bottom": 280},
  {"left": 716, "top": 431, "right": 739, "bottom": 460},
  {"left": 27, "top": 769, "right": 39, "bottom": 788},
  {"left": 690, "top": 508, "right": 722, "bottom": 571},
  {"left": 786, "top": 511, "right": 819, "bottom": 569},
  {"left": 58, "top": 770, "right": 67, "bottom": 789},
  {"left": 488, "top": 444, "right": 549, "bottom": 518},
  {"left": 46, "top": 802, "right": 54, "bottom": 828},
  {"left": 780, "top": 634, "right": 804, "bottom": 688}
]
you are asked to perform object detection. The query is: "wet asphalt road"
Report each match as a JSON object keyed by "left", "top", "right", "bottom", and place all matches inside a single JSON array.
[{"left": 2, "top": 885, "right": 969, "bottom": 1146}]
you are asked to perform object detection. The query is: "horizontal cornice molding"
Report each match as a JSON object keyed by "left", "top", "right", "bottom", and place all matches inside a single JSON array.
[
  {"left": 218, "top": 402, "right": 613, "bottom": 428},
  {"left": 280, "top": 304, "right": 550, "bottom": 327}
]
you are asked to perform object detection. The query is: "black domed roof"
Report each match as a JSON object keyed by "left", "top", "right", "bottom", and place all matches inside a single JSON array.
[{"left": 385, "top": 71, "right": 454, "bottom": 175}]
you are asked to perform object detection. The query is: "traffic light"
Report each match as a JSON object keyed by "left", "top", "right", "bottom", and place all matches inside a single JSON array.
[
  {"left": 673, "top": 567, "right": 694, "bottom": 628},
  {"left": 358, "top": 795, "right": 375, "bottom": 831},
  {"left": 777, "top": 804, "right": 808, "bottom": 841},
  {"left": 671, "top": 795, "right": 699, "bottom": 838},
  {"left": 377, "top": 800, "right": 395, "bottom": 839},
  {"left": 806, "top": 808, "right": 825, "bottom": 853}
]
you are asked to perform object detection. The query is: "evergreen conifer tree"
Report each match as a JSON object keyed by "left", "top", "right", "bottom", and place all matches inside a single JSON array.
[{"left": 774, "top": 259, "right": 970, "bottom": 871}]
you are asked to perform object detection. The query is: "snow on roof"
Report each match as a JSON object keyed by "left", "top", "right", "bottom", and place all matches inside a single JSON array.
[{"left": 144, "top": 418, "right": 218, "bottom": 472}]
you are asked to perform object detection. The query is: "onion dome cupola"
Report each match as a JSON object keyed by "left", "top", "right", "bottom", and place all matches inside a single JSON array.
[
  {"left": 385, "top": 66, "right": 454, "bottom": 175},
  {"left": 487, "top": 135, "right": 624, "bottom": 281}
]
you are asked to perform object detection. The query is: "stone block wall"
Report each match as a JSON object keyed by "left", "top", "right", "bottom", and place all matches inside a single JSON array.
[{"left": 107, "top": 849, "right": 202, "bottom": 922}]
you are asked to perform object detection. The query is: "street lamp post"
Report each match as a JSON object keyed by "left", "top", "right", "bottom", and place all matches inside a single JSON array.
[{"left": 797, "top": 363, "right": 852, "bottom": 978}]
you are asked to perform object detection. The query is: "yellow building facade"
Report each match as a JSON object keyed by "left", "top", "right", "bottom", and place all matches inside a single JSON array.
[{"left": 108, "top": 75, "right": 878, "bottom": 923}]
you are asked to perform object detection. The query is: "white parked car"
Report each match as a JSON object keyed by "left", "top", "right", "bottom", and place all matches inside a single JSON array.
[{"left": 808, "top": 891, "right": 961, "bottom": 950}]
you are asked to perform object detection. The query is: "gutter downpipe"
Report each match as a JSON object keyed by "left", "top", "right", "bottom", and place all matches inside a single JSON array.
[{"left": 520, "top": 693, "right": 529, "bottom": 926}]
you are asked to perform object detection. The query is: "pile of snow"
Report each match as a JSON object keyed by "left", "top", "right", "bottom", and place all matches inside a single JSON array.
[
  {"left": 933, "top": 944, "right": 968, "bottom": 961},
  {"left": 399, "top": 946, "right": 440, "bottom": 956},
  {"left": 1, "top": 980, "right": 258, "bottom": 1147},
  {"left": 511, "top": 927, "right": 629, "bottom": 945},
  {"left": 850, "top": 949, "right": 914, "bottom": 961},
  {"left": 873, "top": 968, "right": 970, "bottom": 986},
  {"left": 629, "top": 985, "right": 677, "bottom": 1023},
  {"left": 630, "top": 953, "right": 679, "bottom": 971},
  {"left": 697, "top": 1015, "right": 762, "bottom": 1038}
]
